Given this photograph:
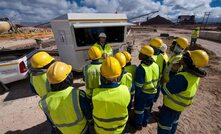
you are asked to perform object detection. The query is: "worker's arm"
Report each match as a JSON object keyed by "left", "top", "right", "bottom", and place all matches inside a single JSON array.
[
  {"left": 130, "top": 80, "right": 135, "bottom": 95},
  {"left": 162, "top": 74, "right": 188, "bottom": 95},
  {"left": 135, "top": 65, "right": 145, "bottom": 91},
  {"left": 105, "top": 43, "right": 113, "bottom": 56},
  {"left": 83, "top": 64, "right": 89, "bottom": 82},
  {"left": 29, "top": 83, "right": 38, "bottom": 95},
  {"left": 79, "top": 90, "right": 93, "bottom": 122}
]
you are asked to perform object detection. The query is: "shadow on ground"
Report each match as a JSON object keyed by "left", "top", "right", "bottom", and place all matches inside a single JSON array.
[
  {"left": 5, "top": 121, "right": 50, "bottom": 134},
  {"left": 1, "top": 78, "right": 35, "bottom": 102}
]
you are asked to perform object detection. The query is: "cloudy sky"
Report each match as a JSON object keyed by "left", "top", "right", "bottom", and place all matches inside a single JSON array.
[{"left": 0, "top": 0, "right": 220, "bottom": 23}]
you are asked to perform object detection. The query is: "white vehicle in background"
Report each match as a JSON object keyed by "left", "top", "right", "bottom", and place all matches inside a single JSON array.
[
  {"left": 0, "top": 48, "right": 37, "bottom": 90},
  {"left": 51, "top": 13, "right": 134, "bottom": 72}
]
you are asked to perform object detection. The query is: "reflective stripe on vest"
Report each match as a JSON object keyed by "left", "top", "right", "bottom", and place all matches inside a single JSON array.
[
  {"left": 191, "top": 30, "right": 199, "bottom": 38},
  {"left": 41, "top": 89, "right": 83, "bottom": 128},
  {"left": 92, "top": 85, "right": 130, "bottom": 133},
  {"left": 93, "top": 115, "right": 128, "bottom": 122},
  {"left": 163, "top": 72, "right": 200, "bottom": 111},
  {"left": 158, "top": 123, "right": 172, "bottom": 131},
  {"left": 30, "top": 73, "right": 50, "bottom": 97},
  {"left": 95, "top": 122, "right": 126, "bottom": 131},
  {"left": 40, "top": 88, "right": 88, "bottom": 134},
  {"left": 93, "top": 43, "right": 113, "bottom": 56},
  {"left": 141, "top": 63, "right": 160, "bottom": 94}
]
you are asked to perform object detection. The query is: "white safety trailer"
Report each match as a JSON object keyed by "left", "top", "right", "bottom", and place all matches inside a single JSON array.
[{"left": 51, "top": 13, "right": 133, "bottom": 72}]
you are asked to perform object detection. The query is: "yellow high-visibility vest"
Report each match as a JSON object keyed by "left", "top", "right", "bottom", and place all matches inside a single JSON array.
[
  {"left": 153, "top": 54, "right": 166, "bottom": 76},
  {"left": 163, "top": 72, "right": 200, "bottom": 112},
  {"left": 83, "top": 63, "right": 101, "bottom": 98},
  {"left": 191, "top": 30, "right": 199, "bottom": 38},
  {"left": 39, "top": 87, "right": 88, "bottom": 134},
  {"left": 119, "top": 72, "right": 134, "bottom": 95},
  {"left": 136, "top": 63, "right": 160, "bottom": 94},
  {"left": 93, "top": 42, "right": 113, "bottom": 56},
  {"left": 30, "top": 73, "right": 50, "bottom": 98},
  {"left": 92, "top": 85, "right": 130, "bottom": 134},
  {"left": 124, "top": 65, "right": 137, "bottom": 79}
]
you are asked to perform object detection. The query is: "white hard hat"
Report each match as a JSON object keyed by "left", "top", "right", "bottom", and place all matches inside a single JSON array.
[
  {"left": 160, "top": 43, "right": 167, "bottom": 52},
  {"left": 99, "top": 33, "right": 107, "bottom": 38}
]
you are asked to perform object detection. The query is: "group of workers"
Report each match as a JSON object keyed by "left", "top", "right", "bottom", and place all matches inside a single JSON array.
[{"left": 29, "top": 32, "right": 209, "bottom": 134}]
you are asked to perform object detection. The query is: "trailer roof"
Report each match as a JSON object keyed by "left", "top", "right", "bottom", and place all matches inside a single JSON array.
[{"left": 52, "top": 13, "right": 128, "bottom": 21}]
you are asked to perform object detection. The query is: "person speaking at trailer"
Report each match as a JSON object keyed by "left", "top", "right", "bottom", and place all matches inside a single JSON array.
[{"left": 93, "top": 32, "right": 113, "bottom": 60}]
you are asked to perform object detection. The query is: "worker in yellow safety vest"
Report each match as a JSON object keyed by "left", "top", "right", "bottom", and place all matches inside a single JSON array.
[
  {"left": 122, "top": 51, "right": 137, "bottom": 79},
  {"left": 30, "top": 51, "right": 55, "bottom": 98},
  {"left": 114, "top": 52, "right": 134, "bottom": 95},
  {"left": 30, "top": 51, "right": 56, "bottom": 134},
  {"left": 39, "top": 62, "right": 93, "bottom": 134},
  {"left": 191, "top": 27, "right": 200, "bottom": 45},
  {"left": 158, "top": 50, "right": 209, "bottom": 134},
  {"left": 134, "top": 45, "right": 160, "bottom": 130},
  {"left": 93, "top": 32, "right": 113, "bottom": 60},
  {"left": 83, "top": 46, "right": 102, "bottom": 99},
  {"left": 163, "top": 37, "right": 189, "bottom": 83},
  {"left": 92, "top": 57, "right": 130, "bottom": 133},
  {"left": 114, "top": 52, "right": 135, "bottom": 112},
  {"left": 149, "top": 38, "right": 167, "bottom": 103}
]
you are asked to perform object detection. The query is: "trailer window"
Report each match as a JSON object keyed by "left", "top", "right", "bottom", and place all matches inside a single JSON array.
[{"left": 74, "top": 26, "right": 124, "bottom": 47}]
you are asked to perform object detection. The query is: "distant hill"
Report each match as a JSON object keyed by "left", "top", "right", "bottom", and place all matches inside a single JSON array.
[
  {"left": 18, "top": 22, "right": 51, "bottom": 28},
  {"left": 141, "top": 15, "right": 174, "bottom": 25}
]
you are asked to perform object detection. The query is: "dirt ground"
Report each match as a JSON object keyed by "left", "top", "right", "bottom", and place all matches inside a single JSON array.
[{"left": 0, "top": 27, "right": 221, "bottom": 134}]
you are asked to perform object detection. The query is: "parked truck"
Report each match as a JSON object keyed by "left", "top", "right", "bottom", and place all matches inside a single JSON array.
[{"left": 0, "top": 48, "right": 37, "bottom": 91}]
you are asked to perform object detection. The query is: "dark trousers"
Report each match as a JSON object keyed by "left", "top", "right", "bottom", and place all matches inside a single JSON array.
[
  {"left": 134, "top": 90, "right": 155, "bottom": 127},
  {"left": 158, "top": 105, "right": 181, "bottom": 134},
  {"left": 154, "top": 84, "right": 161, "bottom": 102},
  {"left": 46, "top": 115, "right": 57, "bottom": 134},
  {"left": 190, "top": 38, "right": 197, "bottom": 45}
]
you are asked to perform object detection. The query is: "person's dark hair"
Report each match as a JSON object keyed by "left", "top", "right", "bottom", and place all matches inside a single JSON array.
[
  {"left": 182, "top": 52, "right": 194, "bottom": 68},
  {"left": 100, "top": 75, "right": 118, "bottom": 85},
  {"left": 170, "top": 41, "right": 177, "bottom": 52},
  {"left": 50, "top": 72, "right": 74, "bottom": 92},
  {"left": 42, "top": 60, "right": 55, "bottom": 69}
]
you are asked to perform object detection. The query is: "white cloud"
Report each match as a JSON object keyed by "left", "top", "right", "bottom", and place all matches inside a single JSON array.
[{"left": 0, "top": 0, "right": 220, "bottom": 23}]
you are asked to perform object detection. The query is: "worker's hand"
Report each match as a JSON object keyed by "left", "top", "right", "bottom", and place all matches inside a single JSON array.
[
  {"left": 171, "top": 62, "right": 181, "bottom": 72},
  {"left": 161, "top": 77, "right": 168, "bottom": 84},
  {"left": 102, "top": 53, "right": 108, "bottom": 59}
]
